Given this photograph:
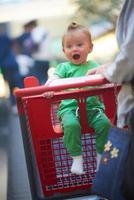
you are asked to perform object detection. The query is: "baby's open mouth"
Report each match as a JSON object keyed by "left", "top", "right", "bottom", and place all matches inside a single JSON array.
[{"left": 72, "top": 54, "right": 80, "bottom": 60}]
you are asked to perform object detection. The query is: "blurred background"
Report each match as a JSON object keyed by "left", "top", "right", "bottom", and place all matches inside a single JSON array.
[
  {"left": 0, "top": 0, "right": 123, "bottom": 98},
  {"left": 0, "top": 0, "right": 123, "bottom": 200},
  {"left": 0, "top": 0, "right": 122, "bottom": 96}
]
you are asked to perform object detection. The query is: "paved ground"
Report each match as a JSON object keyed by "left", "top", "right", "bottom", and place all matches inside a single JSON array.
[
  {"left": 0, "top": 130, "right": 8, "bottom": 200},
  {"left": 0, "top": 99, "right": 32, "bottom": 200},
  {"left": 7, "top": 113, "right": 32, "bottom": 200}
]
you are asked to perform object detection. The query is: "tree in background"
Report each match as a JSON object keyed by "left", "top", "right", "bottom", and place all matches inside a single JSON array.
[{"left": 70, "top": 0, "right": 123, "bottom": 26}]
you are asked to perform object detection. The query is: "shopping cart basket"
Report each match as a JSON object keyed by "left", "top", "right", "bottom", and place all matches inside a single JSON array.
[{"left": 14, "top": 75, "right": 120, "bottom": 200}]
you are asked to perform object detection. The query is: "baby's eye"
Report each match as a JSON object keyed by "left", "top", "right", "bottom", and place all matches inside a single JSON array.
[
  {"left": 77, "top": 43, "right": 83, "bottom": 47},
  {"left": 66, "top": 45, "right": 72, "bottom": 49}
]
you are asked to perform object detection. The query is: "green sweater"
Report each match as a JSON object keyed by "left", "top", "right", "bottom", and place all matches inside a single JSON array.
[{"left": 54, "top": 60, "right": 104, "bottom": 117}]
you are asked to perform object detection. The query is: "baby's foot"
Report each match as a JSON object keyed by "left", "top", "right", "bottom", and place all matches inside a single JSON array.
[{"left": 71, "top": 155, "right": 84, "bottom": 175}]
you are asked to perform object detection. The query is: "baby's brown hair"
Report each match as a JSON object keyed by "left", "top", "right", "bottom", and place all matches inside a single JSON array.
[{"left": 62, "top": 22, "right": 92, "bottom": 47}]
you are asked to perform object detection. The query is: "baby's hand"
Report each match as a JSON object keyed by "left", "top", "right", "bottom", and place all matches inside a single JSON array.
[{"left": 43, "top": 91, "right": 54, "bottom": 99}]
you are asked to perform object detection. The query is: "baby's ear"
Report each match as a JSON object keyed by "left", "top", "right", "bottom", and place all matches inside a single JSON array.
[
  {"left": 91, "top": 43, "right": 93, "bottom": 50},
  {"left": 89, "top": 43, "right": 93, "bottom": 53},
  {"left": 62, "top": 47, "right": 65, "bottom": 52}
]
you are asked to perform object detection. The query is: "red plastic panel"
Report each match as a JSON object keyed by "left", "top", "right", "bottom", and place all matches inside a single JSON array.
[{"left": 21, "top": 83, "right": 120, "bottom": 197}]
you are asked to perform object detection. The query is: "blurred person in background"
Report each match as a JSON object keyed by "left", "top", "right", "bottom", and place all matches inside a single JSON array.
[
  {"left": 17, "top": 21, "right": 34, "bottom": 56},
  {"left": 0, "top": 29, "right": 23, "bottom": 114},
  {"left": 18, "top": 20, "right": 52, "bottom": 84},
  {"left": 12, "top": 39, "right": 34, "bottom": 81},
  {"left": 87, "top": 0, "right": 134, "bottom": 199}
]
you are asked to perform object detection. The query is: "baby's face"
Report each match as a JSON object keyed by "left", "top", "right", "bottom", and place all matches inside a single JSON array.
[{"left": 63, "top": 30, "right": 93, "bottom": 65}]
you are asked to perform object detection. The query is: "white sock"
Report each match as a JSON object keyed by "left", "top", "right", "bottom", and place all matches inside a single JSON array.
[
  {"left": 96, "top": 153, "right": 102, "bottom": 171},
  {"left": 71, "top": 155, "right": 84, "bottom": 175}
]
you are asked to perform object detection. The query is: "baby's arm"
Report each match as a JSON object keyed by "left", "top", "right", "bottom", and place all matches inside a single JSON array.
[
  {"left": 45, "top": 74, "right": 60, "bottom": 86},
  {"left": 44, "top": 75, "right": 61, "bottom": 98}
]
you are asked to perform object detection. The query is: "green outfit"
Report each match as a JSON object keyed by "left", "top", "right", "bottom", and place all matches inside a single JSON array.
[{"left": 54, "top": 60, "right": 111, "bottom": 155}]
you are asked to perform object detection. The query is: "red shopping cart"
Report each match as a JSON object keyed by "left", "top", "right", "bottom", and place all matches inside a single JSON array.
[{"left": 15, "top": 75, "right": 120, "bottom": 200}]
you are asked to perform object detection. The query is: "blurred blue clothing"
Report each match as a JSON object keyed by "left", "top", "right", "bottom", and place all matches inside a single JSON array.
[
  {"left": 17, "top": 32, "right": 37, "bottom": 56},
  {"left": 0, "top": 34, "right": 11, "bottom": 61},
  {"left": 30, "top": 60, "right": 49, "bottom": 84},
  {"left": 0, "top": 33, "right": 23, "bottom": 105}
]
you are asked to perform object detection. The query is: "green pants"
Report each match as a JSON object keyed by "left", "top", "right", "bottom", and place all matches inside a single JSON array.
[{"left": 61, "top": 108, "right": 111, "bottom": 156}]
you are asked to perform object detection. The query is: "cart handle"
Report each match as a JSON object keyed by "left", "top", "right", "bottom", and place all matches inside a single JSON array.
[{"left": 15, "top": 75, "right": 109, "bottom": 98}]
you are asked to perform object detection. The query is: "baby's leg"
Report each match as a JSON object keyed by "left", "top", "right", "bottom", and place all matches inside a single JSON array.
[
  {"left": 87, "top": 109, "right": 111, "bottom": 169},
  {"left": 61, "top": 111, "right": 84, "bottom": 175},
  {"left": 87, "top": 109, "right": 111, "bottom": 154}
]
